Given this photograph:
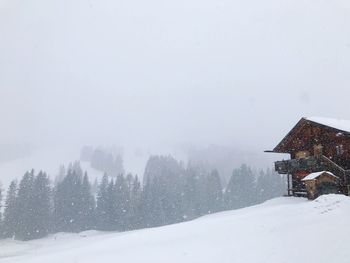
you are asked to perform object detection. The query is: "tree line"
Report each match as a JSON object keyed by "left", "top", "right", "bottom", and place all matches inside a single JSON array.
[{"left": 0, "top": 155, "right": 286, "bottom": 241}]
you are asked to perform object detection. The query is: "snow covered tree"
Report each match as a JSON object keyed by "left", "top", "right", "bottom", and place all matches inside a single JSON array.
[
  {"left": 96, "top": 174, "right": 110, "bottom": 230},
  {"left": 142, "top": 155, "right": 185, "bottom": 227},
  {"left": 182, "top": 166, "right": 201, "bottom": 220},
  {"left": 184, "top": 163, "right": 210, "bottom": 217},
  {"left": 145, "top": 176, "right": 167, "bottom": 227},
  {"left": 105, "top": 179, "right": 117, "bottom": 230},
  {"left": 2, "top": 180, "right": 18, "bottom": 238},
  {"left": 15, "top": 170, "right": 36, "bottom": 240},
  {"left": 204, "top": 169, "right": 223, "bottom": 214},
  {"left": 69, "top": 161, "right": 83, "bottom": 177},
  {"left": 54, "top": 170, "right": 84, "bottom": 233},
  {"left": 79, "top": 172, "right": 96, "bottom": 231},
  {"left": 114, "top": 174, "right": 129, "bottom": 230},
  {"left": 225, "top": 164, "right": 256, "bottom": 210},
  {"left": 31, "top": 171, "right": 52, "bottom": 239},
  {"left": 128, "top": 175, "right": 142, "bottom": 230},
  {"left": 256, "top": 168, "right": 286, "bottom": 203}
]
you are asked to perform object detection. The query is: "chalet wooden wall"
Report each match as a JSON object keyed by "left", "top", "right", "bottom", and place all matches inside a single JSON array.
[{"left": 282, "top": 122, "right": 350, "bottom": 169}]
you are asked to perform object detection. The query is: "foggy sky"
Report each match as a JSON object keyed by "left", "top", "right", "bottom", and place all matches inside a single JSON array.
[{"left": 1, "top": 0, "right": 350, "bottom": 153}]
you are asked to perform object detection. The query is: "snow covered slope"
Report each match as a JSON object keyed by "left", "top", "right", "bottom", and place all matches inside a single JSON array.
[
  {"left": 0, "top": 147, "right": 105, "bottom": 189},
  {"left": 1, "top": 195, "right": 350, "bottom": 263}
]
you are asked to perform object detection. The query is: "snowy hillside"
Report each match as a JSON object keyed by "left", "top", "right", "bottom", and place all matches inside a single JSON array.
[
  {"left": 0, "top": 146, "right": 148, "bottom": 188},
  {"left": 0, "top": 147, "right": 105, "bottom": 189},
  {"left": 1, "top": 194, "right": 349, "bottom": 263}
]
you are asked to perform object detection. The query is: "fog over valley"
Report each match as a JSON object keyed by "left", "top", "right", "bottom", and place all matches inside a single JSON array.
[{"left": 1, "top": 0, "right": 350, "bottom": 179}]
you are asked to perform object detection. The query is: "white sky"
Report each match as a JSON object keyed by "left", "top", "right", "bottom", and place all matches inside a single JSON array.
[{"left": 1, "top": 0, "right": 350, "bottom": 153}]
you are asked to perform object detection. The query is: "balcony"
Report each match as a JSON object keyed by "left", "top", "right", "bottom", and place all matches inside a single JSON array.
[{"left": 275, "top": 156, "right": 325, "bottom": 174}]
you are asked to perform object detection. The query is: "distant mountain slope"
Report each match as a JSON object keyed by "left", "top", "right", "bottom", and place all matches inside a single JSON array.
[
  {"left": 1, "top": 194, "right": 350, "bottom": 263},
  {"left": 0, "top": 147, "right": 104, "bottom": 189}
]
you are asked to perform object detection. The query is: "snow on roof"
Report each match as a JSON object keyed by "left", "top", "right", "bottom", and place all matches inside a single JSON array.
[
  {"left": 302, "top": 171, "right": 337, "bottom": 181},
  {"left": 306, "top": 117, "right": 350, "bottom": 133}
]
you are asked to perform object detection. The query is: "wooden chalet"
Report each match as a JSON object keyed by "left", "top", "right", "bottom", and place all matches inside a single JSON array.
[{"left": 266, "top": 117, "right": 350, "bottom": 199}]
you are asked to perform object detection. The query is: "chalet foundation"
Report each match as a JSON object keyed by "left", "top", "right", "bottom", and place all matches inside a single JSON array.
[{"left": 266, "top": 117, "right": 350, "bottom": 199}]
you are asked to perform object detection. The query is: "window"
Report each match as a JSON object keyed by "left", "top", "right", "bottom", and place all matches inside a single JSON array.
[{"left": 336, "top": 145, "right": 344, "bottom": 155}]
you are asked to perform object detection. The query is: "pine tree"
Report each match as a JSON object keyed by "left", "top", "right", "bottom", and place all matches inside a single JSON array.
[
  {"left": 190, "top": 166, "right": 208, "bottom": 216},
  {"left": 205, "top": 169, "right": 223, "bottom": 214},
  {"left": 114, "top": 174, "right": 129, "bottom": 230},
  {"left": 143, "top": 155, "right": 185, "bottom": 226},
  {"left": 256, "top": 168, "right": 286, "bottom": 203},
  {"left": 144, "top": 176, "right": 167, "bottom": 227},
  {"left": 16, "top": 170, "right": 36, "bottom": 240},
  {"left": 140, "top": 176, "right": 152, "bottom": 228},
  {"left": 225, "top": 164, "right": 255, "bottom": 210},
  {"left": 54, "top": 170, "right": 83, "bottom": 233},
  {"left": 80, "top": 172, "right": 96, "bottom": 231},
  {"left": 106, "top": 179, "right": 117, "bottom": 230},
  {"left": 71, "top": 161, "right": 83, "bottom": 177},
  {"left": 96, "top": 174, "right": 110, "bottom": 230},
  {"left": 2, "top": 180, "right": 18, "bottom": 238},
  {"left": 268, "top": 168, "right": 286, "bottom": 198},
  {"left": 182, "top": 167, "right": 200, "bottom": 220},
  {"left": 128, "top": 175, "right": 142, "bottom": 230},
  {"left": 31, "top": 172, "right": 52, "bottom": 239}
]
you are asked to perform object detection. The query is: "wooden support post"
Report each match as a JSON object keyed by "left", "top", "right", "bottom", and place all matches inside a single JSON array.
[{"left": 287, "top": 173, "right": 291, "bottom": 196}]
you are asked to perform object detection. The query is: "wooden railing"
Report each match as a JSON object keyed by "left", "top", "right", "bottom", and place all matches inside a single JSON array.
[
  {"left": 275, "top": 156, "right": 323, "bottom": 174},
  {"left": 319, "top": 155, "right": 350, "bottom": 194}
]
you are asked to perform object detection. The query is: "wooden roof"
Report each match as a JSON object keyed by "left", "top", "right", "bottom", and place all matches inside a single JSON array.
[{"left": 268, "top": 117, "right": 350, "bottom": 154}]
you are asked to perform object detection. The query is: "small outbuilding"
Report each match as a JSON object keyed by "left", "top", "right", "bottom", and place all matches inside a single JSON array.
[{"left": 302, "top": 171, "right": 339, "bottom": 199}]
